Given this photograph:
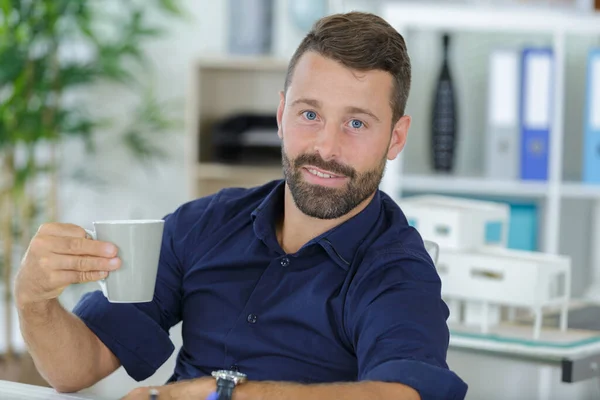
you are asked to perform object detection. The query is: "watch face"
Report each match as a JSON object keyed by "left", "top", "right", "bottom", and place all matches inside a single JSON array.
[{"left": 212, "top": 369, "right": 247, "bottom": 384}]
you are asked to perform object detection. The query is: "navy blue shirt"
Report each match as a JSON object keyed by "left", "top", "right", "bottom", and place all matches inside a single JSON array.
[{"left": 73, "top": 180, "right": 467, "bottom": 399}]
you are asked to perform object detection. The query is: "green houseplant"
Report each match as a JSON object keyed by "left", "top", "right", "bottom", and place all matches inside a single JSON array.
[{"left": 0, "top": 0, "right": 184, "bottom": 378}]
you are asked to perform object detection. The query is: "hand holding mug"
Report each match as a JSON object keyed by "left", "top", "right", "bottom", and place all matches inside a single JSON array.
[
  {"left": 15, "top": 222, "right": 121, "bottom": 309},
  {"left": 15, "top": 219, "right": 164, "bottom": 308}
]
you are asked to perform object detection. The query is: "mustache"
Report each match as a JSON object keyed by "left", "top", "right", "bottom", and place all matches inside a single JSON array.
[{"left": 293, "top": 153, "right": 356, "bottom": 178}]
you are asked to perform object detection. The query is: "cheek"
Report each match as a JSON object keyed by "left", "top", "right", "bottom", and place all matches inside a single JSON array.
[
  {"left": 283, "top": 119, "right": 319, "bottom": 152},
  {"left": 346, "top": 134, "right": 388, "bottom": 170}
]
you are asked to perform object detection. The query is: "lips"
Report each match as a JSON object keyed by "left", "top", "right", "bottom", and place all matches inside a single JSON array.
[{"left": 304, "top": 166, "right": 344, "bottom": 179}]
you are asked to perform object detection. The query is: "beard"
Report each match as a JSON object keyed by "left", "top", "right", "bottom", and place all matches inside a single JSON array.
[{"left": 281, "top": 148, "right": 387, "bottom": 220}]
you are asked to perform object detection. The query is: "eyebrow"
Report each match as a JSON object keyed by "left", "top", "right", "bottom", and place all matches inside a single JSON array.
[
  {"left": 345, "top": 106, "right": 381, "bottom": 123},
  {"left": 290, "top": 98, "right": 321, "bottom": 109},
  {"left": 289, "top": 98, "right": 381, "bottom": 123}
]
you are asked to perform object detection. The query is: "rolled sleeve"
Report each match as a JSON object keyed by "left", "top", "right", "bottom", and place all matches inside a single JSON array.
[
  {"left": 73, "top": 291, "right": 175, "bottom": 381},
  {"left": 72, "top": 210, "right": 186, "bottom": 382},
  {"left": 347, "top": 248, "right": 468, "bottom": 400},
  {"left": 363, "top": 359, "right": 467, "bottom": 400}
]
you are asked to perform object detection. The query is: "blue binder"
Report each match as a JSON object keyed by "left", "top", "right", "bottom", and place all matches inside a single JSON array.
[
  {"left": 583, "top": 49, "right": 600, "bottom": 184},
  {"left": 507, "top": 203, "right": 538, "bottom": 251},
  {"left": 519, "top": 48, "right": 554, "bottom": 181},
  {"left": 483, "top": 201, "right": 538, "bottom": 251}
]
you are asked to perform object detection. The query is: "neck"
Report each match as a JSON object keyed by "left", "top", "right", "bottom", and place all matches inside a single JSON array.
[{"left": 277, "top": 184, "right": 375, "bottom": 254}]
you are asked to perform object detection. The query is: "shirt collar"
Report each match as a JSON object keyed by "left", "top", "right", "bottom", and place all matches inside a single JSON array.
[
  {"left": 251, "top": 180, "right": 286, "bottom": 253},
  {"left": 251, "top": 180, "right": 382, "bottom": 270},
  {"left": 317, "top": 190, "right": 382, "bottom": 270}
]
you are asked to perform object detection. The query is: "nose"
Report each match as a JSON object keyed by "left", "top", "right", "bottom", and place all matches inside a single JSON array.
[{"left": 314, "top": 122, "right": 341, "bottom": 161}]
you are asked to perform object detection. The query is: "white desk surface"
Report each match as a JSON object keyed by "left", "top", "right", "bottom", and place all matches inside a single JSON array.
[
  {"left": 0, "top": 380, "right": 105, "bottom": 400},
  {"left": 450, "top": 335, "right": 600, "bottom": 362},
  {"left": 449, "top": 314, "right": 600, "bottom": 363}
]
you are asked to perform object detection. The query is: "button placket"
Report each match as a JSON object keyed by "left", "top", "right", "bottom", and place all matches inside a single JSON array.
[{"left": 222, "top": 258, "right": 286, "bottom": 368}]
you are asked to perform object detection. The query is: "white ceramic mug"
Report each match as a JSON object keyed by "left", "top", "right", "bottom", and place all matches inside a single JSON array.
[{"left": 85, "top": 219, "right": 164, "bottom": 303}]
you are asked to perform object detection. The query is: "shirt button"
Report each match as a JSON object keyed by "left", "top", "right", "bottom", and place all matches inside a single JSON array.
[
  {"left": 247, "top": 313, "right": 258, "bottom": 324},
  {"left": 280, "top": 257, "right": 290, "bottom": 267},
  {"left": 230, "top": 364, "right": 239, "bottom": 372}
]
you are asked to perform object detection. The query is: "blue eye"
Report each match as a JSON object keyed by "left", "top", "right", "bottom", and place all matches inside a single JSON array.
[
  {"left": 350, "top": 119, "right": 364, "bottom": 129},
  {"left": 303, "top": 111, "right": 317, "bottom": 120}
]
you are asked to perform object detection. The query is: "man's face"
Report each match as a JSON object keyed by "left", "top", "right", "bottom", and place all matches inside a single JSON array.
[{"left": 277, "top": 51, "right": 408, "bottom": 220}]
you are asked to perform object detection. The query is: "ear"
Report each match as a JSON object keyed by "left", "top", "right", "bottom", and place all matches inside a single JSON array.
[
  {"left": 276, "top": 91, "right": 285, "bottom": 139},
  {"left": 387, "top": 115, "right": 411, "bottom": 160}
]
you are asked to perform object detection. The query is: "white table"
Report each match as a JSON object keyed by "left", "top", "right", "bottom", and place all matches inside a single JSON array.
[
  {"left": 0, "top": 380, "right": 106, "bottom": 400},
  {"left": 448, "top": 333, "right": 600, "bottom": 400}
]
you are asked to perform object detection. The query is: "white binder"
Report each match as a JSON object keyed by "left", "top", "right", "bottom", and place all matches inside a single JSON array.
[{"left": 485, "top": 49, "right": 521, "bottom": 180}]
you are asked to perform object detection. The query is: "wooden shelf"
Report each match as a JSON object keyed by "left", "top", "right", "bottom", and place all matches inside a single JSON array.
[
  {"left": 187, "top": 58, "right": 287, "bottom": 198},
  {"left": 192, "top": 163, "right": 282, "bottom": 198},
  {"left": 383, "top": 2, "right": 600, "bottom": 34},
  {"left": 195, "top": 162, "right": 282, "bottom": 181},
  {"left": 195, "top": 56, "right": 289, "bottom": 72}
]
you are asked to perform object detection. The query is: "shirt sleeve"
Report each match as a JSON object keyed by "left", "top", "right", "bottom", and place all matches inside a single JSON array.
[
  {"left": 72, "top": 200, "right": 205, "bottom": 382},
  {"left": 345, "top": 247, "right": 468, "bottom": 400}
]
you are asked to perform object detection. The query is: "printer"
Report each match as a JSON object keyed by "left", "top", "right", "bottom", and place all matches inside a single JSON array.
[{"left": 211, "top": 113, "right": 281, "bottom": 164}]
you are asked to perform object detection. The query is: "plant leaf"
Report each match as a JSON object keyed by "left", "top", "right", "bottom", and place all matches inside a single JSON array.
[{"left": 155, "top": 0, "right": 184, "bottom": 17}]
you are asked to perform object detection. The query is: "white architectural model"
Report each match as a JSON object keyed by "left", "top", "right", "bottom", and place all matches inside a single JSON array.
[
  {"left": 438, "top": 247, "right": 571, "bottom": 340},
  {"left": 401, "top": 195, "right": 572, "bottom": 340},
  {"left": 400, "top": 195, "right": 510, "bottom": 250}
]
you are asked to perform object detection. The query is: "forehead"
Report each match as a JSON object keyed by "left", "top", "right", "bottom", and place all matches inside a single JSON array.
[{"left": 286, "top": 52, "right": 394, "bottom": 113}]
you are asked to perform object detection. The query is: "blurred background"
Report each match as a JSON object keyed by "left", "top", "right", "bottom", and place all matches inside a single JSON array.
[{"left": 2, "top": 0, "right": 600, "bottom": 399}]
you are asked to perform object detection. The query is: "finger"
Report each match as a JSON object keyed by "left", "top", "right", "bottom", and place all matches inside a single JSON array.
[
  {"left": 37, "top": 235, "right": 118, "bottom": 258},
  {"left": 37, "top": 222, "right": 88, "bottom": 238},
  {"left": 50, "top": 253, "right": 121, "bottom": 273},
  {"left": 52, "top": 269, "right": 110, "bottom": 286}
]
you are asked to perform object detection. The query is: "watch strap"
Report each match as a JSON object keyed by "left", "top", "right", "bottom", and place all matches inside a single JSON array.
[{"left": 216, "top": 377, "right": 236, "bottom": 400}]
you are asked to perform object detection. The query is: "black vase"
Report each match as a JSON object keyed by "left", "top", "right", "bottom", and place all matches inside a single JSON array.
[{"left": 431, "top": 33, "right": 458, "bottom": 173}]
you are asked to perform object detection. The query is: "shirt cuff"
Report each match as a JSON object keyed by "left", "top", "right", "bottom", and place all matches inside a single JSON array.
[
  {"left": 361, "top": 359, "right": 468, "bottom": 400},
  {"left": 72, "top": 290, "right": 175, "bottom": 382}
]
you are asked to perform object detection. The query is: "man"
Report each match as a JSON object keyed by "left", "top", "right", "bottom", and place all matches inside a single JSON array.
[{"left": 14, "top": 11, "right": 467, "bottom": 400}]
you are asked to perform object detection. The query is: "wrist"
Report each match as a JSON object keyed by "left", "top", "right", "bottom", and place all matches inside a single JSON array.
[
  {"left": 212, "top": 370, "right": 248, "bottom": 400},
  {"left": 231, "top": 381, "right": 257, "bottom": 400},
  {"left": 17, "top": 298, "right": 58, "bottom": 318},
  {"left": 168, "top": 377, "right": 216, "bottom": 400}
]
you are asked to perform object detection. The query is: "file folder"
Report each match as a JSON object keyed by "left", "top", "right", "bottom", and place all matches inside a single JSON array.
[
  {"left": 583, "top": 49, "right": 600, "bottom": 184},
  {"left": 485, "top": 49, "right": 521, "bottom": 180},
  {"left": 519, "top": 48, "right": 554, "bottom": 181}
]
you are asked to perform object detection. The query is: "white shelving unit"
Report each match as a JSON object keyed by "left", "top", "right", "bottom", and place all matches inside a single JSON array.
[
  {"left": 381, "top": 2, "right": 600, "bottom": 301},
  {"left": 382, "top": 2, "right": 600, "bottom": 34},
  {"left": 401, "top": 174, "right": 550, "bottom": 198},
  {"left": 402, "top": 175, "right": 600, "bottom": 199}
]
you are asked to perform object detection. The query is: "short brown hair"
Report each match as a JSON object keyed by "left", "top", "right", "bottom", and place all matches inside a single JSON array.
[{"left": 284, "top": 11, "right": 411, "bottom": 124}]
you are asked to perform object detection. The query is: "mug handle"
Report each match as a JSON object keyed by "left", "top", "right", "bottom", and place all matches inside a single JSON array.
[{"left": 84, "top": 229, "right": 109, "bottom": 298}]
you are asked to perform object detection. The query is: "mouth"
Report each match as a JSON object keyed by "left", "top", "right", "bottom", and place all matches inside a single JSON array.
[
  {"left": 301, "top": 166, "right": 348, "bottom": 187},
  {"left": 304, "top": 166, "right": 344, "bottom": 178}
]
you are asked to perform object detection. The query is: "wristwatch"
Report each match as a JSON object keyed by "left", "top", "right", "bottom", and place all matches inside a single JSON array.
[{"left": 211, "top": 369, "right": 247, "bottom": 400}]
